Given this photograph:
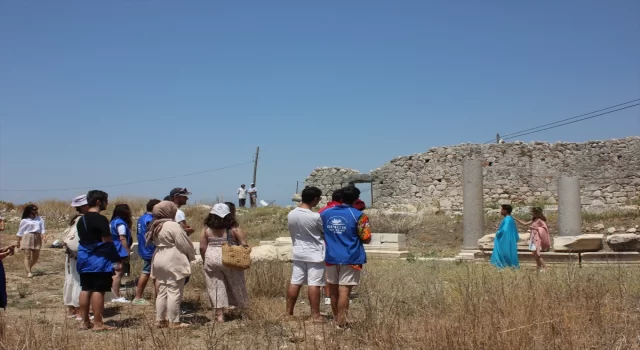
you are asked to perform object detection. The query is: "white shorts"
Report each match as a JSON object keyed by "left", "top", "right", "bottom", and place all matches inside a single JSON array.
[
  {"left": 326, "top": 265, "right": 361, "bottom": 286},
  {"left": 291, "top": 261, "right": 325, "bottom": 286}
]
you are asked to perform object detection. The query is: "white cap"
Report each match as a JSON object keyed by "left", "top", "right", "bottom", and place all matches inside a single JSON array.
[
  {"left": 71, "top": 195, "right": 88, "bottom": 207},
  {"left": 210, "top": 203, "right": 231, "bottom": 218}
]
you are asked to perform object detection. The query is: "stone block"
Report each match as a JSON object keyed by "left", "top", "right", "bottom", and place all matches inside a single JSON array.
[
  {"left": 251, "top": 245, "right": 279, "bottom": 261},
  {"left": 606, "top": 234, "right": 640, "bottom": 251},
  {"left": 477, "top": 233, "right": 529, "bottom": 251},
  {"left": 378, "top": 233, "right": 407, "bottom": 243},
  {"left": 553, "top": 234, "right": 603, "bottom": 252},
  {"left": 368, "top": 234, "right": 382, "bottom": 245},
  {"left": 367, "top": 250, "right": 410, "bottom": 259},
  {"left": 274, "top": 237, "right": 293, "bottom": 246},
  {"left": 518, "top": 252, "right": 579, "bottom": 264}
]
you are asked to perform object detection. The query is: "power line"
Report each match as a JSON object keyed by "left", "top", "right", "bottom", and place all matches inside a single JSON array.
[
  {"left": 0, "top": 160, "right": 254, "bottom": 192},
  {"left": 484, "top": 98, "right": 640, "bottom": 143},
  {"left": 502, "top": 104, "right": 639, "bottom": 141}
]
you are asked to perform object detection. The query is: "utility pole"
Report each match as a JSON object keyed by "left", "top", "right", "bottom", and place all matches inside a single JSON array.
[
  {"left": 252, "top": 147, "right": 260, "bottom": 185},
  {"left": 496, "top": 133, "right": 500, "bottom": 144},
  {"left": 296, "top": 181, "right": 299, "bottom": 194}
]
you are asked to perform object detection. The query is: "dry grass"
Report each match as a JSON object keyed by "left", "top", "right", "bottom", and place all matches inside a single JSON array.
[{"left": 2, "top": 249, "right": 640, "bottom": 349}]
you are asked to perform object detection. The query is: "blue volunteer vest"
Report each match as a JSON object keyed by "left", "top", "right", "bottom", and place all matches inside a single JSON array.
[
  {"left": 321, "top": 205, "right": 367, "bottom": 265},
  {"left": 136, "top": 213, "right": 155, "bottom": 260},
  {"left": 76, "top": 216, "right": 119, "bottom": 273},
  {"left": 110, "top": 218, "right": 132, "bottom": 259}
]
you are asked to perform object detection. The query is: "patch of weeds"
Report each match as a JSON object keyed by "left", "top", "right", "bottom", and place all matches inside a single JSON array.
[
  {"left": 17, "top": 283, "right": 30, "bottom": 298},
  {"left": 406, "top": 252, "right": 417, "bottom": 263}
]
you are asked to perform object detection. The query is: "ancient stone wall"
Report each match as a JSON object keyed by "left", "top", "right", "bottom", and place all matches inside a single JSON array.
[{"left": 303, "top": 137, "right": 640, "bottom": 213}]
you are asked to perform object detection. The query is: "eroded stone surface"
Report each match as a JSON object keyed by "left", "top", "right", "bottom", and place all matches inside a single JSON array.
[
  {"left": 553, "top": 234, "right": 603, "bottom": 252},
  {"left": 606, "top": 234, "right": 640, "bottom": 252}
]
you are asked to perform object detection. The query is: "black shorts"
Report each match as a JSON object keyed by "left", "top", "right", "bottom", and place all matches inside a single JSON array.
[{"left": 80, "top": 272, "right": 113, "bottom": 292}]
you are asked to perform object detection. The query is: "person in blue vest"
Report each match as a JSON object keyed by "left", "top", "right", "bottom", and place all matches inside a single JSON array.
[
  {"left": 320, "top": 186, "right": 371, "bottom": 328},
  {"left": 133, "top": 199, "right": 161, "bottom": 306},
  {"left": 76, "top": 190, "right": 121, "bottom": 331},
  {"left": 109, "top": 204, "right": 133, "bottom": 303}
]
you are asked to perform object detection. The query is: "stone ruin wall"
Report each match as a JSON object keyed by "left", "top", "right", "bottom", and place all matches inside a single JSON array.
[{"left": 303, "top": 137, "right": 640, "bottom": 213}]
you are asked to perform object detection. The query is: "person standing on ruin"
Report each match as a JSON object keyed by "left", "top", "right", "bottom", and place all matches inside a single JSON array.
[
  {"left": 286, "top": 186, "right": 325, "bottom": 322},
  {"left": 321, "top": 186, "right": 371, "bottom": 328},
  {"left": 248, "top": 183, "right": 258, "bottom": 208},
  {"left": 237, "top": 184, "right": 248, "bottom": 208},
  {"left": 170, "top": 188, "right": 195, "bottom": 235},
  {"left": 490, "top": 204, "right": 520, "bottom": 269},
  {"left": 515, "top": 207, "right": 550, "bottom": 272}
]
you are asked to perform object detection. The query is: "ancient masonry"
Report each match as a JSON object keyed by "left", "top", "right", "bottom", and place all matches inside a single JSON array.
[{"left": 302, "top": 137, "right": 640, "bottom": 213}]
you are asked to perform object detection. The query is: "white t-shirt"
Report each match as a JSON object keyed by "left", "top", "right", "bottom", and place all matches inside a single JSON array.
[
  {"left": 16, "top": 217, "right": 46, "bottom": 237},
  {"left": 175, "top": 209, "right": 186, "bottom": 223},
  {"left": 238, "top": 188, "right": 247, "bottom": 199},
  {"left": 248, "top": 187, "right": 257, "bottom": 196},
  {"left": 287, "top": 207, "right": 324, "bottom": 262}
]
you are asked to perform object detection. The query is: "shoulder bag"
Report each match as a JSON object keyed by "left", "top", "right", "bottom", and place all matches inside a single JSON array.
[{"left": 221, "top": 228, "right": 251, "bottom": 270}]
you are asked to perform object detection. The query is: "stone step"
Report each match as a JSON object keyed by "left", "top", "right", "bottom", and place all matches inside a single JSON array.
[{"left": 580, "top": 251, "right": 640, "bottom": 264}]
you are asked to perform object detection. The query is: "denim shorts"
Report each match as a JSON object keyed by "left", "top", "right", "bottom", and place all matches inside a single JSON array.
[{"left": 142, "top": 259, "right": 152, "bottom": 275}]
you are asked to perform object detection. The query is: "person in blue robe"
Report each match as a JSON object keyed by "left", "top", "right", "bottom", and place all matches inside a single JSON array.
[{"left": 490, "top": 204, "right": 520, "bottom": 269}]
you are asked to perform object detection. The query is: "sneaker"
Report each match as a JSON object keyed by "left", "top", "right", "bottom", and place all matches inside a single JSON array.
[
  {"left": 132, "top": 298, "right": 150, "bottom": 306},
  {"left": 324, "top": 298, "right": 331, "bottom": 305},
  {"left": 111, "top": 297, "right": 130, "bottom": 304}
]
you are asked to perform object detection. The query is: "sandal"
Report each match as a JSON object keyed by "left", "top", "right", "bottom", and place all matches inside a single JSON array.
[
  {"left": 168, "top": 323, "right": 190, "bottom": 329},
  {"left": 92, "top": 325, "right": 117, "bottom": 332}
]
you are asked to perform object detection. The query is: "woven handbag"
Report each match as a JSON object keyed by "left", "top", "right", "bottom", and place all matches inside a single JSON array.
[{"left": 221, "top": 228, "right": 251, "bottom": 270}]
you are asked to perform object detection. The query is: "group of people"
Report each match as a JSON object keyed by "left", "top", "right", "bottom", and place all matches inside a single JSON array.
[
  {"left": 16, "top": 186, "right": 250, "bottom": 332},
  {"left": 236, "top": 184, "right": 258, "bottom": 208},
  {"left": 489, "top": 204, "right": 551, "bottom": 271},
  {"left": 286, "top": 185, "right": 371, "bottom": 327}
]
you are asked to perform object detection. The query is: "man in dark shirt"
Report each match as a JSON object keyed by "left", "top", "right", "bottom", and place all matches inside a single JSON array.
[{"left": 76, "top": 190, "right": 117, "bottom": 331}]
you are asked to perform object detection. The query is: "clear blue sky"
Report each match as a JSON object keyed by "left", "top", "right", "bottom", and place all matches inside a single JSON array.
[{"left": 1, "top": 0, "right": 639, "bottom": 206}]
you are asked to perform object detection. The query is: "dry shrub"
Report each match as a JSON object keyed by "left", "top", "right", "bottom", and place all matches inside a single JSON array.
[{"left": 246, "top": 261, "right": 289, "bottom": 298}]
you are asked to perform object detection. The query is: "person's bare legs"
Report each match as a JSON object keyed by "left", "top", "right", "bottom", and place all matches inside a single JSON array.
[
  {"left": 112, "top": 268, "right": 124, "bottom": 298},
  {"left": 66, "top": 306, "right": 77, "bottom": 317},
  {"left": 90, "top": 291, "right": 112, "bottom": 331},
  {"left": 533, "top": 252, "right": 546, "bottom": 271},
  {"left": 78, "top": 290, "right": 92, "bottom": 329},
  {"left": 328, "top": 283, "right": 339, "bottom": 317},
  {"left": 23, "top": 249, "right": 33, "bottom": 277},
  {"left": 336, "top": 285, "right": 353, "bottom": 327},
  {"left": 215, "top": 308, "right": 224, "bottom": 323},
  {"left": 286, "top": 284, "right": 302, "bottom": 316},
  {"left": 307, "top": 286, "right": 322, "bottom": 322},
  {"left": 134, "top": 273, "right": 150, "bottom": 300}
]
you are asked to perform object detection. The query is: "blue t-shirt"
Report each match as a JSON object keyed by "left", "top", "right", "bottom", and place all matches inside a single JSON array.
[{"left": 136, "top": 213, "right": 155, "bottom": 260}]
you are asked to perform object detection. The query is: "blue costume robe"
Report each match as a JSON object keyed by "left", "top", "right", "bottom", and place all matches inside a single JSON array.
[{"left": 490, "top": 215, "right": 520, "bottom": 269}]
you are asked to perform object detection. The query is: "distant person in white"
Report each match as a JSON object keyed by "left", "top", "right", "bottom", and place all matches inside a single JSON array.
[
  {"left": 237, "top": 184, "right": 247, "bottom": 208},
  {"left": 16, "top": 204, "right": 46, "bottom": 278},
  {"left": 248, "top": 183, "right": 258, "bottom": 208},
  {"left": 285, "top": 186, "right": 325, "bottom": 323},
  {"left": 169, "top": 187, "right": 194, "bottom": 235}
]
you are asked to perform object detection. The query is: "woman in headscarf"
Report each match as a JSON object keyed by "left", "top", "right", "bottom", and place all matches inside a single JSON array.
[
  {"left": 200, "top": 203, "right": 249, "bottom": 323},
  {"left": 16, "top": 204, "right": 46, "bottom": 278},
  {"left": 147, "top": 201, "right": 196, "bottom": 329},
  {"left": 515, "top": 207, "right": 551, "bottom": 272},
  {"left": 490, "top": 204, "right": 520, "bottom": 269}
]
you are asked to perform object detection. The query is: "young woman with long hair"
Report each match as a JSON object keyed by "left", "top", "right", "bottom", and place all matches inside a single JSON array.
[
  {"left": 16, "top": 204, "right": 46, "bottom": 278},
  {"left": 109, "top": 204, "right": 133, "bottom": 303},
  {"left": 515, "top": 207, "right": 551, "bottom": 272}
]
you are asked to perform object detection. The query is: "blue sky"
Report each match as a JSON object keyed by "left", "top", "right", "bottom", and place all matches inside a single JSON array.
[{"left": 1, "top": 0, "right": 639, "bottom": 206}]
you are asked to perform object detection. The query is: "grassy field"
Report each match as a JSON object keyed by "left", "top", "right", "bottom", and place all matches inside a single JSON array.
[{"left": 2, "top": 250, "right": 640, "bottom": 349}]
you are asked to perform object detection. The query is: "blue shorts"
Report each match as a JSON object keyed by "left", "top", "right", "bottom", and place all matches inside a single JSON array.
[{"left": 142, "top": 259, "right": 152, "bottom": 275}]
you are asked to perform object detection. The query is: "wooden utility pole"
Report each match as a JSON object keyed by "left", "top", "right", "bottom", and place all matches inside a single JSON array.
[
  {"left": 296, "top": 181, "right": 299, "bottom": 194},
  {"left": 252, "top": 147, "right": 260, "bottom": 185}
]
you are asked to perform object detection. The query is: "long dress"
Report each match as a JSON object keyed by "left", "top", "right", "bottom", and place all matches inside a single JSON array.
[
  {"left": 203, "top": 229, "right": 249, "bottom": 309},
  {"left": 529, "top": 219, "right": 551, "bottom": 254},
  {"left": 0, "top": 260, "right": 6, "bottom": 309},
  {"left": 490, "top": 215, "right": 520, "bottom": 268}
]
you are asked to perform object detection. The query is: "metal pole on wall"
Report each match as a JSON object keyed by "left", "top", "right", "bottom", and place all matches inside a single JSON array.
[
  {"left": 558, "top": 176, "right": 582, "bottom": 237},
  {"left": 462, "top": 158, "right": 484, "bottom": 250}
]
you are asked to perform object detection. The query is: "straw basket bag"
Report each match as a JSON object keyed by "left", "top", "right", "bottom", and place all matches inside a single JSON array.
[{"left": 221, "top": 229, "right": 251, "bottom": 270}]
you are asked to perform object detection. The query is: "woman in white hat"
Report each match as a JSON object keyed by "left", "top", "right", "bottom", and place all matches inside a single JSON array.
[
  {"left": 200, "top": 203, "right": 249, "bottom": 323},
  {"left": 63, "top": 195, "right": 90, "bottom": 319}
]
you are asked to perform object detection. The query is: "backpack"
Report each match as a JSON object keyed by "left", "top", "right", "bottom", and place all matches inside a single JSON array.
[{"left": 63, "top": 216, "right": 81, "bottom": 258}]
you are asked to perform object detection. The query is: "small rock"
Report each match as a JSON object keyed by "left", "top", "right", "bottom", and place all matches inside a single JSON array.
[
  {"left": 607, "top": 227, "right": 616, "bottom": 234},
  {"left": 627, "top": 228, "right": 637, "bottom": 233},
  {"left": 606, "top": 234, "right": 640, "bottom": 251},
  {"left": 593, "top": 224, "right": 605, "bottom": 231}
]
